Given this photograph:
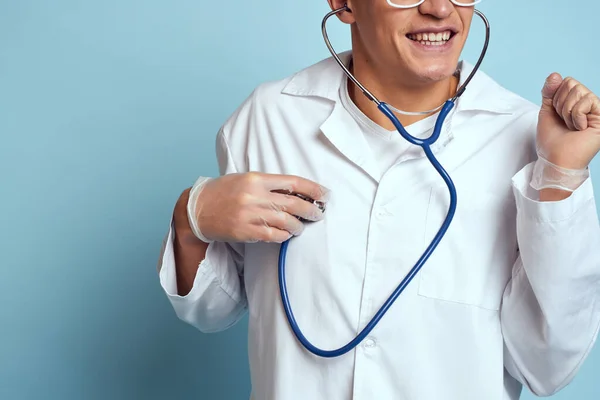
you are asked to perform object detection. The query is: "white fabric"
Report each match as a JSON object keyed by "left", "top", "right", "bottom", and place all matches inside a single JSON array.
[{"left": 157, "top": 52, "right": 600, "bottom": 400}]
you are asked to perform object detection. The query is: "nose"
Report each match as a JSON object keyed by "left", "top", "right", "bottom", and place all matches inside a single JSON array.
[{"left": 418, "top": 0, "right": 453, "bottom": 19}]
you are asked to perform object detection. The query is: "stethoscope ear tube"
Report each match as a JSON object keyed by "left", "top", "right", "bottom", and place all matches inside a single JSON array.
[{"left": 322, "top": 6, "right": 490, "bottom": 108}]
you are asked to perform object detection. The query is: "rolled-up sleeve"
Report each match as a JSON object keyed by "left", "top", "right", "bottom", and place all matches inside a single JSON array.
[
  {"left": 501, "top": 161, "right": 600, "bottom": 396},
  {"left": 157, "top": 219, "right": 247, "bottom": 333}
]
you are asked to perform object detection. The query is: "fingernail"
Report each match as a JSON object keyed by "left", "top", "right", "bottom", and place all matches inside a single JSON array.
[
  {"left": 320, "top": 186, "right": 332, "bottom": 202},
  {"left": 313, "top": 211, "right": 325, "bottom": 221}
]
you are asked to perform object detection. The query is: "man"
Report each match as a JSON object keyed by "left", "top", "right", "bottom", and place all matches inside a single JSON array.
[{"left": 157, "top": 0, "right": 600, "bottom": 399}]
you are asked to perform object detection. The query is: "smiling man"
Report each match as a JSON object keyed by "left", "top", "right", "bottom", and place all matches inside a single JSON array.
[{"left": 157, "top": 1, "right": 600, "bottom": 399}]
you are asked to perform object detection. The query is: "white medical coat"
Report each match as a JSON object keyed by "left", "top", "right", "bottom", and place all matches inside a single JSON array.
[{"left": 158, "top": 52, "right": 600, "bottom": 400}]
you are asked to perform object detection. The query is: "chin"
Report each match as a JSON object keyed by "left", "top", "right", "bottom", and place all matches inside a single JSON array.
[{"left": 411, "top": 62, "right": 458, "bottom": 83}]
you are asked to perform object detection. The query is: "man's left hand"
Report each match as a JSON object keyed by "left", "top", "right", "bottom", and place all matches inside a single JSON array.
[{"left": 537, "top": 73, "right": 600, "bottom": 170}]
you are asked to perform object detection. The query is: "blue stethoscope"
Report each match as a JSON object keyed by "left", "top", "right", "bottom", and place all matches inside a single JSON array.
[{"left": 278, "top": 5, "right": 491, "bottom": 358}]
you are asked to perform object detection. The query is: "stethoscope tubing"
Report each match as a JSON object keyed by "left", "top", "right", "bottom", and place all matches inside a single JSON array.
[{"left": 278, "top": 5, "right": 490, "bottom": 358}]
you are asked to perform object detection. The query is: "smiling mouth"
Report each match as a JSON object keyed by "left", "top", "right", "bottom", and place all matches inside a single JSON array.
[{"left": 406, "top": 31, "right": 457, "bottom": 46}]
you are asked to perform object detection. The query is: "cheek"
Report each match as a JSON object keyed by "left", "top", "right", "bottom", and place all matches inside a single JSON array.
[
  {"left": 360, "top": 23, "right": 400, "bottom": 61},
  {"left": 458, "top": 10, "right": 475, "bottom": 42}
]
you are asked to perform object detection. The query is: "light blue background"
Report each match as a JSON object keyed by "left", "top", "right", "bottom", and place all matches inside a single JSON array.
[{"left": 1, "top": 1, "right": 599, "bottom": 399}]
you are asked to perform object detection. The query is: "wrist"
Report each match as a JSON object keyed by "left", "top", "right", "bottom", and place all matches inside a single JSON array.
[
  {"left": 539, "top": 188, "right": 573, "bottom": 202},
  {"left": 529, "top": 155, "right": 589, "bottom": 196},
  {"left": 187, "top": 176, "right": 215, "bottom": 243},
  {"left": 174, "top": 219, "right": 209, "bottom": 246},
  {"left": 545, "top": 156, "right": 589, "bottom": 171}
]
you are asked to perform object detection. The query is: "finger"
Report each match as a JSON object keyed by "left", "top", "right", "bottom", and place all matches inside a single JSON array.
[
  {"left": 560, "top": 87, "right": 585, "bottom": 131},
  {"left": 263, "top": 174, "right": 331, "bottom": 203},
  {"left": 265, "top": 209, "right": 305, "bottom": 236},
  {"left": 571, "top": 93, "right": 596, "bottom": 131},
  {"left": 268, "top": 192, "right": 325, "bottom": 221},
  {"left": 250, "top": 211, "right": 304, "bottom": 242},
  {"left": 552, "top": 77, "right": 577, "bottom": 114},
  {"left": 249, "top": 224, "right": 293, "bottom": 243},
  {"left": 541, "top": 73, "right": 563, "bottom": 108}
]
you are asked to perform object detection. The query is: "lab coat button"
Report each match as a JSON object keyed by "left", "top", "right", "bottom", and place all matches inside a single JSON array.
[{"left": 364, "top": 338, "right": 377, "bottom": 348}]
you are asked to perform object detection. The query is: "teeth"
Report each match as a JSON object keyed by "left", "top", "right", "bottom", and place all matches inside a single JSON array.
[
  {"left": 421, "top": 41, "right": 444, "bottom": 46},
  {"left": 408, "top": 30, "right": 453, "bottom": 45}
]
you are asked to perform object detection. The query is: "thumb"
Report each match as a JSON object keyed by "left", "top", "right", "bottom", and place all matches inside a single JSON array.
[{"left": 541, "top": 72, "right": 563, "bottom": 109}]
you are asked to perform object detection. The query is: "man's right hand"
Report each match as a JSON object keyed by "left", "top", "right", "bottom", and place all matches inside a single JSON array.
[{"left": 187, "top": 172, "right": 330, "bottom": 244}]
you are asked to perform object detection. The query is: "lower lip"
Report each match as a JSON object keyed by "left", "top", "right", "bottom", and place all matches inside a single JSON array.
[{"left": 407, "top": 34, "right": 456, "bottom": 52}]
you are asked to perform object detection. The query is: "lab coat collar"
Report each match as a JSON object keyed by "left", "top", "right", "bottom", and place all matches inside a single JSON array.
[
  {"left": 281, "top": 51, "right": 517, "bottom": 182},
  {"left": 281, "top": 51, "right": 518, "bottom": 115},
  {"left": 318, "top": 100, "right": 382, "bottom": 181}
]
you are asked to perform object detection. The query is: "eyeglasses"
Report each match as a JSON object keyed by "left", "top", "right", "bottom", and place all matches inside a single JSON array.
[{"left": 386, "top": 0, "right": 482, "bottom": 8}]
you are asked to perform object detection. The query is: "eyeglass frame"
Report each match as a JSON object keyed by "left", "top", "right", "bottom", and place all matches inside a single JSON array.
[{"left": 386, "top": 0, "right": 482, "bottom": 9}]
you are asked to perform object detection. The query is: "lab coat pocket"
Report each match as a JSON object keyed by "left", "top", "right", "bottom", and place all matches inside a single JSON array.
[{"left": 417, "top": 183, "right": 517, "bottom": 311}]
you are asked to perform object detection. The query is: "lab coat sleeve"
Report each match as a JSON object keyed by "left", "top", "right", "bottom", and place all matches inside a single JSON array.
[
  {"left": 157, "top": 129, "right": 248, "bottom": 333},
  {"left": 501, "top": 161, "right": 600, "bottom": 396}
]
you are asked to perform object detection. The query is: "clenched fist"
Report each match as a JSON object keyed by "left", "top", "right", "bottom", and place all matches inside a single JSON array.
[{"left": 537, "top": 73, "right": 600, "bottom": 170}]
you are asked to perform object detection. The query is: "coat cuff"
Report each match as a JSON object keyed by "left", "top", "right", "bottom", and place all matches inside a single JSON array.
[{"left": 511, "top": 162, "right": 595, "bottom": 223}]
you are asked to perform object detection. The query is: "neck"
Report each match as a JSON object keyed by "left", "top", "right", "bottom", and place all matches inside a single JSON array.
[{"left": 347, "top": 56, "right": 459, "bottom": 130}]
